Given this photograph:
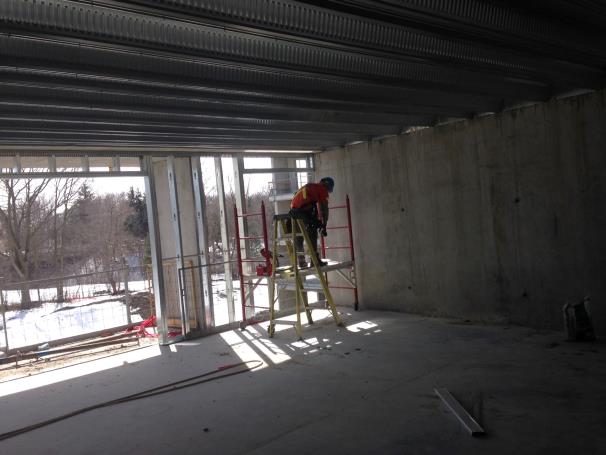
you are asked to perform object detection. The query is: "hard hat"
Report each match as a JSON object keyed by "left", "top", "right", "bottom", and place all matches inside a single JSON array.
[{"left": 320, "top": 177, "right": 334, "bottom": 193}]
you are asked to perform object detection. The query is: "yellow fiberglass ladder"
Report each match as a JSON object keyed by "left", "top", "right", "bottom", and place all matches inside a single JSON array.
[{"left": 267, "top": 213, "right": 343, "bottom": 339}]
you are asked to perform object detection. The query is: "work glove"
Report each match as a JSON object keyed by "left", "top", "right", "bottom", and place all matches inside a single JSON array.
[{"left": 320, "top": 225, "right": 328, "bottom": 237}]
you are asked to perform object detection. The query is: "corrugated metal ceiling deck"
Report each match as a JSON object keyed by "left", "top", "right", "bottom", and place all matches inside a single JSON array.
[{"left": 0, "top": 0, "right": 604, "bottom": 152}]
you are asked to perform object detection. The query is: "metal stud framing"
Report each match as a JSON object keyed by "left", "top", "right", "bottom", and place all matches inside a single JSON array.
[
  {"left": 215, "top": 156, "right": 236, "bottom": 323},
  {"left": 166, "top": 156, "right": 190, "bottom": 335},
  {"left": 191, "top": 157, "right": 214, "bottom": 329},
  {"left": 144, "top": 156, "right": 169, "bottom": 345}
]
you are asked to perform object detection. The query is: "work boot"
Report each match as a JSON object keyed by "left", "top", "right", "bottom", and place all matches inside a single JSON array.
[
  {"left": 315, "top": 256, "right": 328, "bottom": 267},
  {"left": 297, "top": 256, "right": 308, "bottom": 269}
]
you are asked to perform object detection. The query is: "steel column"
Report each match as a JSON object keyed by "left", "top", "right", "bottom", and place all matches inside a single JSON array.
[
  {"left": 81, "top": 155, "right": 90, "bottom": 172},
  {"left": 48, "top": 155, "right": 56, "bottom": 173},
  {"left": 13, "top": 154, "right": 21, "bottom": 173},
  {"left": 346, "top": 195, "right": 359, "bottom": 311},
  {"left": 112, "top": 155, "right": 121, "bottom": 173}
]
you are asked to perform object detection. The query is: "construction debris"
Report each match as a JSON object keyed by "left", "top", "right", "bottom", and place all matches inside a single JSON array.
[
  {"left": 563, "top": 297, "right": 596, "bottom": 341},
  {"left": 435, "top": 388, "right": 485, "bottom": 436}
]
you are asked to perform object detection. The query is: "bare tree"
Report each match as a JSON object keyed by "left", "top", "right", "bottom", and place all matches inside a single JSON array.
[
  {"left": 51, "top": 178, "right": 86, "bottom": 301},
  {"left": 85, "top": 193, "right": 134, "bottom": 294},
  {"left": 0, "top": 177, "right": 83, "bottom": 307},
  {"left": 0, "top": 178, "right": 51, "bottom": 307}
]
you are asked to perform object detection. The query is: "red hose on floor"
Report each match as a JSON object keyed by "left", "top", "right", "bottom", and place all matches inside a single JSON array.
[{"left": 125, "top": 315, "right": 181, "bottom": 338}]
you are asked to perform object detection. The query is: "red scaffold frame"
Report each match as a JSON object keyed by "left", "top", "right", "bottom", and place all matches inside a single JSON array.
[
  {"left": 320, "top": 194, "right": 359, "bottom": 311},
  {"left": 234, "top": 195, "right": 358, "bottom": 327},
  {"left": 233, "top": 201, "right": 271, "bottom": 323}
]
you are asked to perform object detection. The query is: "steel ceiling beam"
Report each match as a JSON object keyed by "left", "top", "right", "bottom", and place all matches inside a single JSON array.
[
  {"left": 502, "top": 1, "right": 606, "bottom": 32},
  {"left": 0, "top": 33, "right": 549, "bottom": 104},
  {"left": 0, "top": 79, "right": 452, "bottom": 119},
  {"left": 0, "top": 106, "right": 406, "bottom": 133},
  {"left": 0, "top": 58, "right": 509, "bottom": 115},
  {"left": 0, "top": 117, "right": 401, "bottom": 137},
  {"left": 0, "top": 1, "right": 541, "bottom": 94},
  {"left": 296, "top": 0, "right": 606, "bottom": 65},
  {"left": 1, "top": 0, "right": 591, "bottom": 90},
  {"left": 126, "top": 0, "right": 606, "bottom": 83},
  {"left": 0, "top": 1, "right": 603, "bottom": 151},
  {"left": 1, "top": 37, "right": 520, "bottom": 117},
  {"left": 0, "top": 148, "right": 316, "bottom": 158},
  {"left": 0, "top": 129, "right": 343, "bottom": 140},
  {"left": 0, "top": 99, "right": 423, "bottom": 128},
  {"left": 0, "top": 136, "right": 345, "bottom": 150}
]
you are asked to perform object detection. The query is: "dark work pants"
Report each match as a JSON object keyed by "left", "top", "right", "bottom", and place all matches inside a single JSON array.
[{"left": 288, "top": 207, "right": 320, "bottom": 259}]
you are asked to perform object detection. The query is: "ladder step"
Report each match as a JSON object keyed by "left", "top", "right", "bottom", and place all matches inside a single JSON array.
[
  {"left": 267, "top": 216, "right": 343, "bottom": 337},
  {"left": 276, "top": 283, "right": 324, "bottom": 291}
]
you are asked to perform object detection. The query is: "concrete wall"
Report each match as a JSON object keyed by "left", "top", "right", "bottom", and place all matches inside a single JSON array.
[{"left": 317, "top": 90, "right": 606, "bottom": 332}]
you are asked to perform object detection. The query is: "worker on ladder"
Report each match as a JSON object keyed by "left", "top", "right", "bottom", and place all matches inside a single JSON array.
[{"left": 289, "top": 177, "right": 334, "bottom": 268}]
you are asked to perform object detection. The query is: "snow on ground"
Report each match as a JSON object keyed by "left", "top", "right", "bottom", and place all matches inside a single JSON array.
[
  {"left": 1, "top": 277, "right": 317, "bottom": 350},
  {"left": 1, "top": 280, "right": 149, "bottom": 306},
  {"left": 1, "top": 282, "right": 148, "bottom": 350}
]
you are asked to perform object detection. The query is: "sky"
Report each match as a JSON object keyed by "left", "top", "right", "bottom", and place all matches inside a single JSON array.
[
  {"left": 89, "top": 176, "right": 144, "bottom": 196},
  {"left": 90, "top": 157, "right": 274, "bottom": 196}
]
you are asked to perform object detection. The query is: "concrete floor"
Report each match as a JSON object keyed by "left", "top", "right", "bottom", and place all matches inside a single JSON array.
[{"left": 0, "top": 309, "right": 605, "bottom": 455}]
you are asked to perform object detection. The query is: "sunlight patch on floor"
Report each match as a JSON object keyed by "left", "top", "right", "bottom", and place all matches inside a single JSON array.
[
  {"left": 240, "top": 328, "right": 291, "bottom": 364},
  {"left": 345, "top": 320, "right": 378, "bottom": 333},
  {"left": 0, "top": 344, "right": 162, "bottom": 398},
  {"left": 219, "top": 330, "right": 271, "bottom": 370}
]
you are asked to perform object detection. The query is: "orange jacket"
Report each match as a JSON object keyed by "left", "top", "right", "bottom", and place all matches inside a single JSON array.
[{"left": 290, "top": 183, "right": 329, "bottom": 210}]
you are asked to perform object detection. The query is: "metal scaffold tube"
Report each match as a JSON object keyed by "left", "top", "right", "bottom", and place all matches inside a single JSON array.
[{"left": 233, "top": 201, "right": 273, "bottom": 329}]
